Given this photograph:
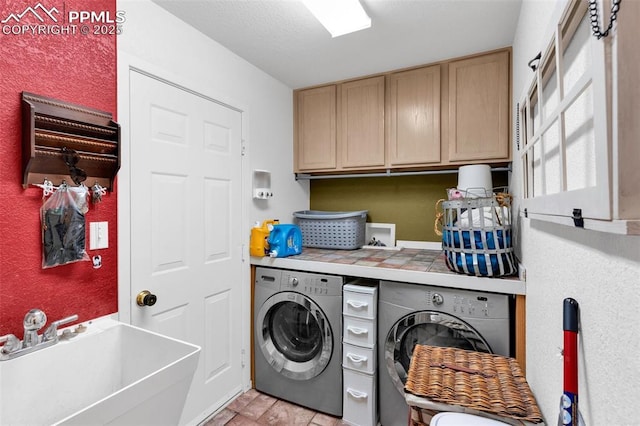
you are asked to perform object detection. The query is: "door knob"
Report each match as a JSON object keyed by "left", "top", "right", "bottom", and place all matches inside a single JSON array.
[{"left": 136, "top": 290, "right": 157, "bottom": 307}]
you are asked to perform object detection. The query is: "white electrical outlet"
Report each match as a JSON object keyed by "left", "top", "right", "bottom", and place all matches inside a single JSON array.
[{"left": 89, "top": 222, "right": 109, "bottom": 250}]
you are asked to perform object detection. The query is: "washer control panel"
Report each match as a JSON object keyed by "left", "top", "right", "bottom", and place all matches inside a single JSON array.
[{"left": 281, "top": 271, "right": 343, "bottom": 296}]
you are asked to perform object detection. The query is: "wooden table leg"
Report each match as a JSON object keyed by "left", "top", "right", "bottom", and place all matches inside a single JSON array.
[{"left": 515, "top": 294, "right": 526, "bottom": 372}]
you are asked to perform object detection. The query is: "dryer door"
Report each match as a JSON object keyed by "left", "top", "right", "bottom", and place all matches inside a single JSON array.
[
  {"left": 384, "top": 311, "right": 492, "bottom": 395},
  {"left": 256, "top": 291, "right": 333, "bottom": 380}
]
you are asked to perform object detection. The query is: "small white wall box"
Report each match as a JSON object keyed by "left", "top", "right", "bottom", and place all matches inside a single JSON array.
[
  {"left": 253, "top": 170, "right": 273, "bottom": 199},
  {"left": 364, "top": 223, "right": 395, "bottom": 248}
]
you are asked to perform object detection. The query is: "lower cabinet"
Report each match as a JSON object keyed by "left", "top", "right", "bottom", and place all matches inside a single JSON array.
[
  {"left": 343, "top": 316, "right": 376, "bottom": 348},
  {"left": 343, "top": 369, "right": 377, "bottom": 425},
  {"left": 342, "top": 281, "right": 378, "bottom": 426},
  {"left": 343, "top": 342, "right": 375, "bottom": 375}
]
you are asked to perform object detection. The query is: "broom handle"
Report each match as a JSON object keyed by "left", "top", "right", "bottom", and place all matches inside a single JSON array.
[{"left": 563, "top": 298, "right": 580, "bottom": 426}]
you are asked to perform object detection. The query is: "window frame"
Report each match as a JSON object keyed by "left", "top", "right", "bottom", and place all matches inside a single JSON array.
[{"left": 518, "top": 0, "right": 611, "bottom": 222}]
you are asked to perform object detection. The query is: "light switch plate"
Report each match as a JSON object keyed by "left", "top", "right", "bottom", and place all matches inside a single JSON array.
[{"left": 90, "top": 222, "right": 109, "bottom": 250}]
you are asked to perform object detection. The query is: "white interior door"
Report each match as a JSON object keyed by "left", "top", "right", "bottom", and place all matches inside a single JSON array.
[{"left": 129, "top": 70, "right": 243, "bottom": 424}]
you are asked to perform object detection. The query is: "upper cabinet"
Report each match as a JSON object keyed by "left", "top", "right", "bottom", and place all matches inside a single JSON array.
[
  {"left": 295, "top": 77, "right": 385, "bottom": 173},
  {"left": 294, "top": 48, "right": 511, "bottom": 175},
  {"left": 339, "top": 76, "right": 385, "bottom": 169},
  {"left": 387, "top": 65, "right": 441, "bottom": 166},
  {"left": 294, "top": 85, "right": 337, "bottom": 171},
  {"left": 447, "top": 50, "right": 510, "bottom": 162}
]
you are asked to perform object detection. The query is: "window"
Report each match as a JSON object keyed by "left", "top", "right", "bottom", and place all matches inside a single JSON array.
[{"left": 519, "top": 0, "right": 611, "bottom": 222}]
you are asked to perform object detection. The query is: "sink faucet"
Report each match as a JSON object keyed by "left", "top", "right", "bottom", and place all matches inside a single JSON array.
[{"left": 0, "top": 309, "right": 79, "bottom": 361}]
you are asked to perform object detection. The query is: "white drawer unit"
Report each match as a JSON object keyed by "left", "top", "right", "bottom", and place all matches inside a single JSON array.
[
  {"left": 342, "top": 369, "right": 377, "bottom": 426},
  {"left": 343, "top": 284, "right": 377, "bottom": 319},
  {"left": 343, "top": 315, "right": 376, "bottom": 348},
  {"left": 342, "top": 279, "right": 378, "bottom": 426},
  {"left": 343, "top": 342, "right": 376, "bottom": 375}
]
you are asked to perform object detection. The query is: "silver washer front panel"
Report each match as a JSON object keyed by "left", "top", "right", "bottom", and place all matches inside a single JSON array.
[{"left": 254, "top": 267, "right": 343, "bottom": 417}]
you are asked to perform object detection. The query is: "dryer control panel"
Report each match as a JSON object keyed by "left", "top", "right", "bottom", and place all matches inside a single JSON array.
[
  {"left": 422, "top": 288, "right": 509, "bottom": 319},
  {"left": 451, "top": 294, "right": 493, "bottom": 317},
  {"left": 378, "top": 281, "right": 510, "bottom": 320}
]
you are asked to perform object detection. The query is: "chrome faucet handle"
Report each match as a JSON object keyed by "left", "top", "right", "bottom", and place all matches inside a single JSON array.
[
  {"left": 0, "top": 334, "right": 21, "bottom": 354},
  {"left": 43, "top": 314, "right": 79, "bottom": 342},
  {"left": 23, "top": 309, "right": 47, "bottom": 330},
  {"left": 23, "top": 309, "right": 47, "bottom": 347}
]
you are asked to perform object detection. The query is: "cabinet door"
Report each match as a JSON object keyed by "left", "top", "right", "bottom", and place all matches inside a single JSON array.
[
  {"left": 448, "top": 50, "right": 510, "bottom": 162},
  {"left": 338, "top": 76, "right": 385, "bottom": 169},
  {"left": 387, "top": 65, "right": 441, "bottom": 166},
  {"left": 295, "top": 85, "right": 337, "bottom": 171}
]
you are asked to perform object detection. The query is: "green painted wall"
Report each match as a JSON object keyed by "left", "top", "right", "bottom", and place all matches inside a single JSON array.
[{"left": 310, "top": 172, "right": 508, "bottom": 243}]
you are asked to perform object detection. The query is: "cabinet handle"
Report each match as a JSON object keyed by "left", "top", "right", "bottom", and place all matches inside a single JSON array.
[
  {"left": 347, "top": 326, "right": 368, "bottom": 335},
  {"left": 347, "top": 300, "right": 368, "bottom": 309},
  {"left": 346, "top": 353, "right": 368, "bottom": 364},
  {"left": 346, "top": 388, "right": 368, "bottom": 400}
]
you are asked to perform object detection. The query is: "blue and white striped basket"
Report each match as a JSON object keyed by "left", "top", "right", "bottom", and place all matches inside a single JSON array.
[{"left": 439, "top": 194, "right": 516, "bottom": 277}]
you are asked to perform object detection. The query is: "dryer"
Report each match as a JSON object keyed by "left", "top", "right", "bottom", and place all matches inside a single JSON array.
[
  {"left": 378, "top": 280, "right": 512, "bottom": 426},
  {"left": 254, "top": 267, "right": 343, "bottom": 417}
]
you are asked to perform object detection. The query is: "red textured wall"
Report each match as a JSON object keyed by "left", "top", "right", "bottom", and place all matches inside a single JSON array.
[{"left": 0, "top": 0, "right": 118, "bottom": 337}]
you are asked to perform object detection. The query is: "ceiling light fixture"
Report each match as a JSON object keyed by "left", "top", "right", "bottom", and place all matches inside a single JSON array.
[{"left": 301, "top": 0, "right": 371, "bottom": 38}]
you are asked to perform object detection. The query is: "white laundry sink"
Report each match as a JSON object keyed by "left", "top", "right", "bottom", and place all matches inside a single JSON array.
[{"left": 0, "top": 317, "right": 200, "bottom": 425}]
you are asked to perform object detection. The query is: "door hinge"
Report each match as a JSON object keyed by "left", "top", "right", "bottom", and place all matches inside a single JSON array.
[
  {"left": 241, "top": 349, "right": 246, "bottom": 368},
  {"left": 241, "top": 139, "right": 246, "bottom": 156}
]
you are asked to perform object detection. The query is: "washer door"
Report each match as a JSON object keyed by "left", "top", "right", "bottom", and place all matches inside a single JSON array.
[
  {"left": 257, "top": 291, "right": 333, "bottom": 380},
  {"left": 385, "top": 311, "right": 492, "bottom": 394}
]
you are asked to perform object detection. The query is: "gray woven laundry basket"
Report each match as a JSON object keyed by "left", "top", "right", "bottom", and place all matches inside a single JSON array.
[{"left": 293, "top": 210, "right": 368, "bottom": 250}]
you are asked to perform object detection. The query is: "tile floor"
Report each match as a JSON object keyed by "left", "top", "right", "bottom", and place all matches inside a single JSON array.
[{"left": 202, "top": 389, "right": 351, "bottom": 426}]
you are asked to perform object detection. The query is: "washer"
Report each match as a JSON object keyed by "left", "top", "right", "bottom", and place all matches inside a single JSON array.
[
  {"left": 378, "top": 280, "right": 512, "bottom": 426},
  {"left": 254, "top": 267, "right": 343, "bottom": 417}
]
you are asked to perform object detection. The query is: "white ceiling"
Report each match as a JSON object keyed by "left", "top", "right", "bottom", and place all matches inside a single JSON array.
[{"left": 152, "top": 0, "right": 523, "bottom": 89}]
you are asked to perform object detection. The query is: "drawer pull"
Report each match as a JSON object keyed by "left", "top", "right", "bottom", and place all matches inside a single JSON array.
[
  {"left": 347, "top": 326, "right": 368, "bottom": 336},
  {"left": 346, "top": 353, "right": 368, "bottom": 364},
  {"left": 346, "top": 388, "right": 368, "bottom": 400},
  {"left": 347, "top": 300, "right": 368, "bottom": 310}
]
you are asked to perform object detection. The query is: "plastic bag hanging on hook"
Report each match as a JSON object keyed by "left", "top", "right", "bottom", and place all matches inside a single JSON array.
[
  {"left": 69, "top": 185, "right": 90, "bottom": 214},
  {"left": 40, "top": 183, "right": 90, "bottom": 268}
]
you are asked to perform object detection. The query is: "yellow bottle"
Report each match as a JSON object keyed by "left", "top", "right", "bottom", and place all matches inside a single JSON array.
[{"left": 250, "top": 219, "right": 279, "bottom": 257}]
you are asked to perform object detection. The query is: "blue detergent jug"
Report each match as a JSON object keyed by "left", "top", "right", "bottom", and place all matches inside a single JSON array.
[{"left": 267, "top": 224, "right": 303, "bottom": 258}]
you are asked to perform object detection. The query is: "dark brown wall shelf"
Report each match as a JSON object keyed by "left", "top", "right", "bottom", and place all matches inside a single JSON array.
[{"left": 21, "top": 92, "right": 120, "bottom": 190}]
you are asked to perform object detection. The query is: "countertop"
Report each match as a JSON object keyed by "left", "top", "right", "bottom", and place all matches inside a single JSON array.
[{"left": 250, "top": 247, "right": 525, "bottom": 295}]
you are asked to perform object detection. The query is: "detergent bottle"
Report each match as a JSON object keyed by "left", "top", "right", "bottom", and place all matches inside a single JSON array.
[
  {"left": 267, "top": 224, "right": 303, "bottom": 258},
  {"left": 250, "top": 219, "right": 279, "bottom": 257}
]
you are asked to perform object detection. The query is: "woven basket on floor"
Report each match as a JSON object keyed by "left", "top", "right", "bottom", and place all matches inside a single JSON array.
[{"left": 404, "top": 345, "right": 543, "bottom": 426}]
